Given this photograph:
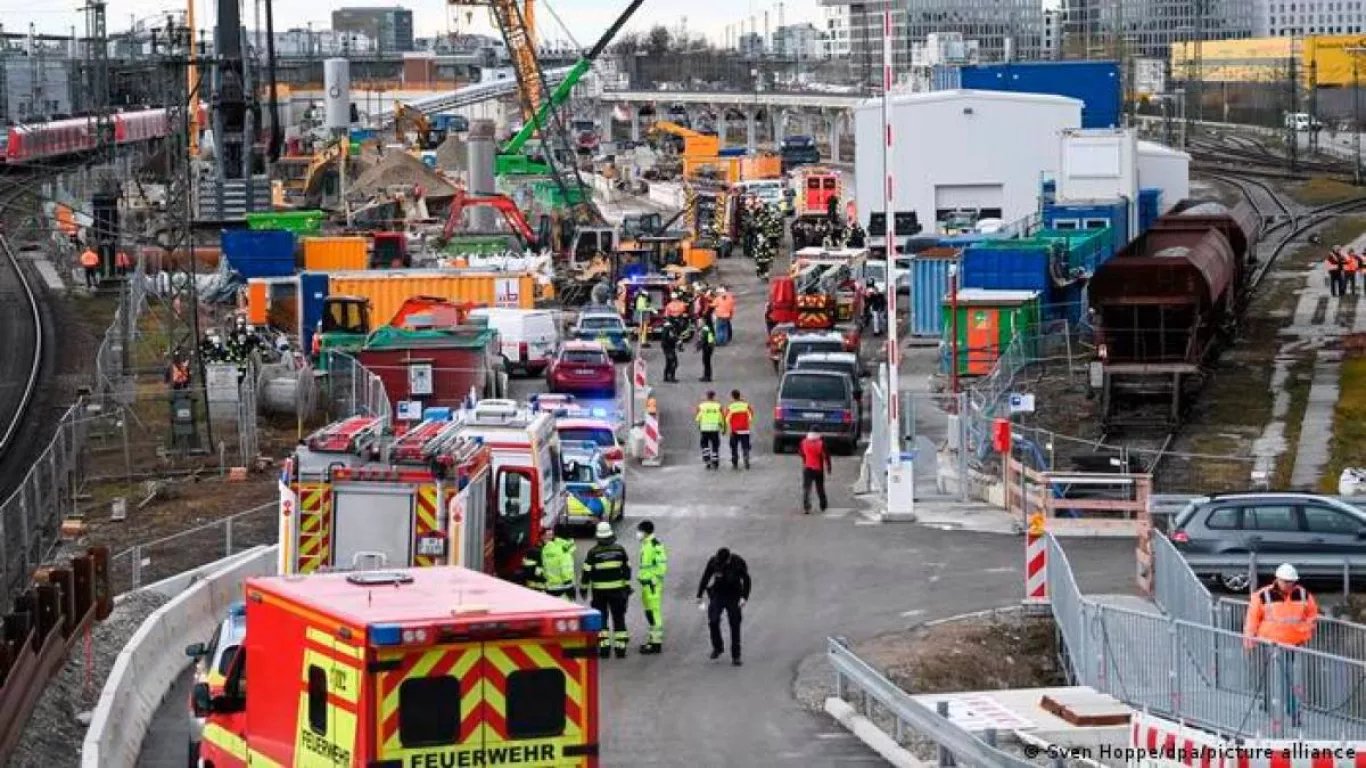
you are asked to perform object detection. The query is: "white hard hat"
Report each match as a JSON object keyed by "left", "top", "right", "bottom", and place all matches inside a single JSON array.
[
  {"left": 595, "top": 521, "right": 614, "bottom": 540},
  {"left": 1275, "top": 563, "right": 1299, "bottom": 582}
]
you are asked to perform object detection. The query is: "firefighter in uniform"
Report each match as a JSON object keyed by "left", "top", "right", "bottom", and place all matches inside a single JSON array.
[
  {"left": 726, "top": 389, "right": 754, "bottom": 470},
  {"left": 635, "top": 520, "right": 668, "bottom": 654},
  {"left": 695, "top": 390, "right": 725, "bottom": 470},
  {"left": 660, "top": 320, "right": 681, "bottom": 383},
  {"left": 581, "top": 521, "right": 632, "bottom": 658},
  {"left": 541, "top": 527, "right": 577, "bottom": 600},
  {"left": 697, "top": 318, "right": 716, "bottom": 382},
  {"left": 518, "top": 545, "right": 548, "bottom": 592}
]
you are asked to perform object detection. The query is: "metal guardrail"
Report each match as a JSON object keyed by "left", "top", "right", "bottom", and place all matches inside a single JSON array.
[
  {"left": 827, "top": 636, "right": 1039, "bottom": 767},
  {"left": 1048, "top": 533, "right": 1366, "bottom": 740},
  {"left": 1151, "top": 529, "right": 1216, "bottom": 627}
]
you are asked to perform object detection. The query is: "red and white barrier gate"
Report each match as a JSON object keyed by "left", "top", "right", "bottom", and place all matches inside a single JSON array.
[{"left": 1025, "top": 511, "right": 1047, "bottom": 604}]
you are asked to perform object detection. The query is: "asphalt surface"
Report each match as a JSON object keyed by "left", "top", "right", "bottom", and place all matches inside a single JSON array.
[{"left": 136, "top": 252, "right": 1138, "bottom": 767}]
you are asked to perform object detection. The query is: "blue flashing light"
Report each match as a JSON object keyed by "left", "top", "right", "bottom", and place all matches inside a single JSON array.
[
  {"left": 581, "top": 610, "right": 603, "bottom": 633},
  {"left": 590, "top": 407, "right": 609, "bottom": 418},
  {"left": 424, "top": 407, "right": 453, "bottom": 422},
  {"left": 371, "top": 623, "right": 403, "bottom": 646}
]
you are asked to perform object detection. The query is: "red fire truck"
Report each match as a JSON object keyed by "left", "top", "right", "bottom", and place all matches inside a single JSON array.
[
  {"left": 280, "top": 415, "right": 496, "bottom": 575},
  {"left": 194, "top": 566, "right": 602, "bottom": 767}
]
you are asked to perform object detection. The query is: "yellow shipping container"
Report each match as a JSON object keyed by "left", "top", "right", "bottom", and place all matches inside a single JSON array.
[
  {"left": 327, "top": 272, "right": 537, "bottom": 326},
  {"left": 1302, "top": 35, "right": 1366, "bottom": 87},
  {"left": 303, "top": 236, "right": 368, "bottom": 271},
  {"left": 1170, "top": 34, "right": 1366, "bottom": 86}
]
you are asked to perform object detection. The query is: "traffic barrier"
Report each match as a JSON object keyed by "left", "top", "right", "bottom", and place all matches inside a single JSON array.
[
  {"left": 642, "top": 390, "right": 661, "bottom": 467},
  {"left": 1128, "top": 711, "right": 1236, "bottom": 767},
  {"left": 81, "top": 546, "right": 277, "bottom": 768},
  {"left": 1025, "top": 511, "right": 1047, "bottom": 604}
]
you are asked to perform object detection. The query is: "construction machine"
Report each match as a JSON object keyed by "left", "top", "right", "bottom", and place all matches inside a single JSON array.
[{"left": 393, "top": 101, "right": 447, "bottom": 150}]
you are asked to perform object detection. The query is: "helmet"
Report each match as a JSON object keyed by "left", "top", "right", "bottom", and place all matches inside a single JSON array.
[
  {"left": 1275, "top": 563, "right": 1299, "bottom": 582},
  {"left": 595, "top": 521, "right": 614, "bottom": 540}
]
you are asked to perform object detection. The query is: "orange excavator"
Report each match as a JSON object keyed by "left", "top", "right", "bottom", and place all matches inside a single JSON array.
[{"left": 441, "top": 190, "right": 539, "bottom": 247}]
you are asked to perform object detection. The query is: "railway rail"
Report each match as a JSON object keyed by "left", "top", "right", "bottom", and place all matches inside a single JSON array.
[{"left": 0, "top": 167, "right": 50, "bottom": 466}]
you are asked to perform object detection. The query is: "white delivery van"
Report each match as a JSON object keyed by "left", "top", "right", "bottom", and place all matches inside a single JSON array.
[{"left": 469, "top": 307, "right": 561, "bottom": 376}]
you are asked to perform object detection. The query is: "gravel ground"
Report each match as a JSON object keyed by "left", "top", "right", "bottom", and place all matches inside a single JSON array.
[
  {"left": 793, "top": 607, "right": 1116, "bottom": 768},
  {"left": 9, "top": 590, "right": 168, "bottom": 768}
]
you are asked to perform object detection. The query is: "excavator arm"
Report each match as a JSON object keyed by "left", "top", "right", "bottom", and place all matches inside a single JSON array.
[
  {"left": 442, "top": 190, "right": 538, "bottom": 246},
  {"left": 393, "top": 102, "right": 436, "bottom": 147}
]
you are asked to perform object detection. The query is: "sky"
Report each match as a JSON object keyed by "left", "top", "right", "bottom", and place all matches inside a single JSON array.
[{"left": 0, "top": 0, "right": 824, "bottom": 47}]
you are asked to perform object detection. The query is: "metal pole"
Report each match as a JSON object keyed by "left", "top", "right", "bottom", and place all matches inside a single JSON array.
[
  {"left": 949, "top": 265, "right": 960, "bottom": 395},
  {"left": 880, "top": 1, "right": 910, "bottom": 517}
]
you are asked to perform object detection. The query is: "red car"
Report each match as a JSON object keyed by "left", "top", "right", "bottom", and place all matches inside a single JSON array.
[{"left": 547, "top": 340, "right": 617, "bottom": 396}]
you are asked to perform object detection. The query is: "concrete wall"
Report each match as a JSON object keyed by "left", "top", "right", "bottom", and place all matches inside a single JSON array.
[
  {"left": 81, "top": 546, "right": 278, "bottom": 768},
  {"left": 854, "top": 90, "right": 1082, "bottom": 233}
]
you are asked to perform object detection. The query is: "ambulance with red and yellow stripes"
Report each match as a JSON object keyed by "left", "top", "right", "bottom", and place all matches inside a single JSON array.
[
  {"left": 194, "top": 566, "right": 602, "bottom": 767},
  {"left": 279, "top": 414, "right": 497, "bottom": 576}
]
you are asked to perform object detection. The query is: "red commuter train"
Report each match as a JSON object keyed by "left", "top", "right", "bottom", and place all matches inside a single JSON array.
[{"left": 2, "top": 104, "right": 207, "bottom": 163}]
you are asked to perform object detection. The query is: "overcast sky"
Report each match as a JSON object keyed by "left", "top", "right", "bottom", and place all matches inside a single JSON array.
[{"left": 0, "top": 0, "right": 824, "bottom": 46}]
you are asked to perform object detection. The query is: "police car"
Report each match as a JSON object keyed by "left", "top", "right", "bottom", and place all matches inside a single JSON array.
[
  {"left": 572, "top": 310, "right": 633, "bottom": 362},
  {"left": 532, "top": 395, "right": 628, "bottom": 474},
  {"left": 560, "top": 440, "right": 625, "bottom": 528},
  {"left": 184, "top": 601, "right": 247, "bottom": 764}
]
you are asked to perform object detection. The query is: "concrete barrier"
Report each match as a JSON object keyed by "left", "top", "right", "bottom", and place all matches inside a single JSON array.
[{"left": 81, "top": 545, "right": 278, "bottom": 768}]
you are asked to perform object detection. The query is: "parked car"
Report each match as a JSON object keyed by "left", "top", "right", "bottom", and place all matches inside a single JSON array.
[
  {"left": 793, "top": 351, "right": 866, "bottom": 423},
  {"left": 781, "top": 331, "right": 856, "bottom": 375},
  {"left": 1170, "top": 492, "right": 1366, "bottom": 590},
  {"left": 560, "top": 441, "right": 625, "bottom": 528},
  {"left": 547, "top": 340, "right": 616, "bottom": 396},
  {"left": 184, "top": 601, "right": 247, "bottom": 764},
  {"left": 780, "top": 134, "right": 821, "bottom": 171},
  {"left": 773, "top": 369, "right": 860, "bottom": 455},
  {"left": 572, "top": 310, "right": 633, "bottom": 362}
]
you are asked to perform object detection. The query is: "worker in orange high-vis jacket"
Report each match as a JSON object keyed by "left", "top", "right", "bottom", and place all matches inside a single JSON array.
[
  {"left": 1346, "top": 247, "right": 1361, "bottom": 295},
  {"left": 1243, "top": 562, "right": 1318, "bottom": 724},
  {"left": 725, "top": 389, "right": 754, "bottom": 470},
  {"left": 714, "top": 287, "right": 736, "bottom": 346},
  {"left": 114, "top": 250, "right": 133, "bottom": 276},
  {"left": 79, "top": 247, "right": 101, "bottom": 290}
]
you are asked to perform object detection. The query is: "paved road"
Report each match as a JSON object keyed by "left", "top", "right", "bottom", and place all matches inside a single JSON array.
[{"left": 137, "top": 253, "right": 1138, "bottom": 767}]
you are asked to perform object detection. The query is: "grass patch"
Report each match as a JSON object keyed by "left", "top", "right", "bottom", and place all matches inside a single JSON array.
[
  {"left": 1288, "top": 177, "right": 1365, "bottom": 206},
  {"left": 1320, "top": 356, "right": 1366, "bottom": 493},
  {"left": 1276, "top": 358, "right": 1316, "bottom": 489}
]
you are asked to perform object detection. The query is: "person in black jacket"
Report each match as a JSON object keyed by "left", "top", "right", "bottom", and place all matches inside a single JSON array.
[{"left": 696, "top": 547, "right": 752, "bottom": 666}]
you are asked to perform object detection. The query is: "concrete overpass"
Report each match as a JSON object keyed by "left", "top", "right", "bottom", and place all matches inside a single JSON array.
[{"left": 593, "top": 88, "right": 866, "bottom": 161}]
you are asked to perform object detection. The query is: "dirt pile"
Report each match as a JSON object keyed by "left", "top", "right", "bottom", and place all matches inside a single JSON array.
[
  {"left": 435, "top": 133, "right": 469, "bottom": 173},
  {"left": 352, "top": 150, "right": 457, "bottom": 198}
]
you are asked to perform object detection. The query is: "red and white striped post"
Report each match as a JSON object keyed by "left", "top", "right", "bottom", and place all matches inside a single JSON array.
[
  {"left": 1025, "top": 511, "right": 1048, "bottom": 604},
  {"left": 881, "top": 6, "right": 915, "bottom": 518}
]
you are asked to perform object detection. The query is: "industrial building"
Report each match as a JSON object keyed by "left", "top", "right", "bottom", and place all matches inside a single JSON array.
[
  {"left": 332, "top": 6, "right": 416, "bottom": 53},
  {"left": 820, "top": 0, "right": 1048, "bottom": 66},
  {"left": 1171, "top": 33, "right": 1366, "bottom": 86},
  {"left": 853, "top": 90, "right": 1083, "bottom": 233}
]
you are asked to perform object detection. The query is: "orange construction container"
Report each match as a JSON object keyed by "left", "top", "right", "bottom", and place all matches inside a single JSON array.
[
  {"left": 683, "top": 243, "right": 716, "bottom": 271},
  {"left": 740, "top": 153, "right": 781, "bottom": 180},
  {"left": 246, "top": 282, "right": 268, "bottom": 325},
  {"left": 327, "top": 272, "right": 537, "bottom": 326},
  {"left": 302, "top": 236, "right": 368, "bottom": 271}
]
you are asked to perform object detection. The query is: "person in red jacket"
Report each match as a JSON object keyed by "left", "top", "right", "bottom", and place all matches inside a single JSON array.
[
  {"left": 798, "top": 432, "right": 832, "bottom": 514},
  {"left": 725, "top": 390, "right": 754, "bottom": 470}
]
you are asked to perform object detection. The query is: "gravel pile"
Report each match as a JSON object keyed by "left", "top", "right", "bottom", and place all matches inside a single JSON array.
[
  {"left": 352, "top": 151, "right": 457, "bottom": 199},
  {"left": 9, "top": 590, "right": 169, "bottom": 768},
  {"left": 434, "top": 134, "right": 469, "bottom": 173}
]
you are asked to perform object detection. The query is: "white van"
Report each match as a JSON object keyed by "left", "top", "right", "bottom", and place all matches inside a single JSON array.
[{"left": 469, "top": 307, "right": 560, "bottom": 376}]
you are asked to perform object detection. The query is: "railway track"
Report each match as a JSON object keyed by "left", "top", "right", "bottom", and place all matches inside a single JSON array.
[{"left": 0, "top": 168, "right": 49, "bottom": 467}]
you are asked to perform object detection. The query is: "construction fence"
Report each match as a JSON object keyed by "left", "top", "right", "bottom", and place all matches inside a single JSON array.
[
  {"left": 322, "top": 350, "right": 394, "bottom": 424},
  {"left": 108, "top": 502, "right": 276, "bottom": 594}
]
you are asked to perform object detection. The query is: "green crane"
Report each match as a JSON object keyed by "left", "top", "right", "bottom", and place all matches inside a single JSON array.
[{"left": 495, "top": 0, "right": 647, "bottom": 178}]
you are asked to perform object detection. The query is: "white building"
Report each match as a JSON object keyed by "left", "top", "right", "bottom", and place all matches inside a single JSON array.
[
  {"left": 822, "top": 5, "right": 851, "bottom": 58},
  {"left": 773, "top": 23, "right": 825, "bottom": 60},
  {"left": 1259, "top": 0, "right": 1366, "bottom": 36},
  {"left": 853, "top": 90, "right": 1082, "bottom": 233},
  {"left": 1043, "top": 9, "right": 1063, "bottom": 59}
]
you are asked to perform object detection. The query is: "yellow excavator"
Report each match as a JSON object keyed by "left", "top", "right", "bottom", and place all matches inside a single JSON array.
[{"left": 393, "top": 102, "right": 446, "bottom": 150}]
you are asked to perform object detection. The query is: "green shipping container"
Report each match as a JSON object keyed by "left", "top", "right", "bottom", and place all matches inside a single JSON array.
[
  {"left": 941, "top": 289, "right": 1041, "bottom": 377},
  {"left": 245, "top": 210, "right": 326, "bottom": 235},
  {"left": 979, "top": 228, "right": 1111, "bottom": 272}
]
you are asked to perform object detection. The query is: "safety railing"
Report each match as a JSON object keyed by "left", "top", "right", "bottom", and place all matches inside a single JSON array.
[
  {"left": 1151, "top": 528, "right": 1216, "bottom": 628},
  {"left": 1047, "top": 533, "right": 1366, "bottom": 740},
  {"left": 107, "top": 502, "right": 276, "bottom": 594},
  {"left": 322, "top": 350, "right": 393, "bottom": 424},
  {"left": 826, "top": 636, "right": 1038, "bottom": 767}
]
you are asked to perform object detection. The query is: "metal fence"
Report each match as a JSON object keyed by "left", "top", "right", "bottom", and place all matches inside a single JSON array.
[
  {"left": 94, "top": 262, "right": 148, "bottom": 405},
  {"left": 322, "top": 350, "right": 393, "bottom": 424},
  {"left": 827, "top": 636, "right": 1040, "bottom": 767},
  {"left": 0, "top": 404, "right": 87, "bottom": 596},
  {"left": 108, "top": 502, "right": 277, "bottom": 594},
  {"left": 862, "top": 364, "right": 971, "bottom": 501},
  {"left": 1048, "top": 534, "right": 1366, "bottom": 740},
  {"left": 1152, "top": 529, "right": 1216, "bottom": 628}
]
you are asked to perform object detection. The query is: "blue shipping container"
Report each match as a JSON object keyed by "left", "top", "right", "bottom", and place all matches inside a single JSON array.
[
  {"left": 299, "top": 272, "right": 330, "bottom": 354},
  {"left": 1138, "top": 188, "right": 1162, "bottom": 236},
  {"left": 910, "top": 255, "right": 958, "bottom": 337},
  {"left": 1042, "top": 199, "right": 1129, "bottom": 259},
  {"left": 961, "top": 246, "right": 1051, "bottom": 294},
  {"left": 222, "top": 229, "right": 297, "bottom": 278},
  {"left": 959, "top": 61, "right": 1121, "bottom": 129}
]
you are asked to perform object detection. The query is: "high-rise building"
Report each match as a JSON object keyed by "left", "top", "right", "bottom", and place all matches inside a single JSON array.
[
  {"left": 820, "top": 0, "right": 1046, "bottom": 67},
  {"left": 1042, "top": 9, "right": 1063, "bottom": 59},
  {"left": 823, "top": 5, "right": 852, "bottom": 58},
  {"left": 1258, "top": 0, "right": 1366, "bottom": 36},
  {"left": 774, "top": 23, "right": 826, "bottom": 59},
  {"left": 1060, "top": 0, "right": 1254, "bottom": 59},
  {"left": 332, "top": 7, "right": 415, "bottom": 53}
]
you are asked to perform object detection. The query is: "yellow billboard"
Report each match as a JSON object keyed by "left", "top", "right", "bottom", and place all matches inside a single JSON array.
[{"left": 1171, "top": 34, "right": 1366, "bottom": 86}]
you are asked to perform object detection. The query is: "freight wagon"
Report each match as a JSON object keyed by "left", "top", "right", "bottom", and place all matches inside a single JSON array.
[{"left": 1087, "top": 200, "right": 1260, "bottom": 427}]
